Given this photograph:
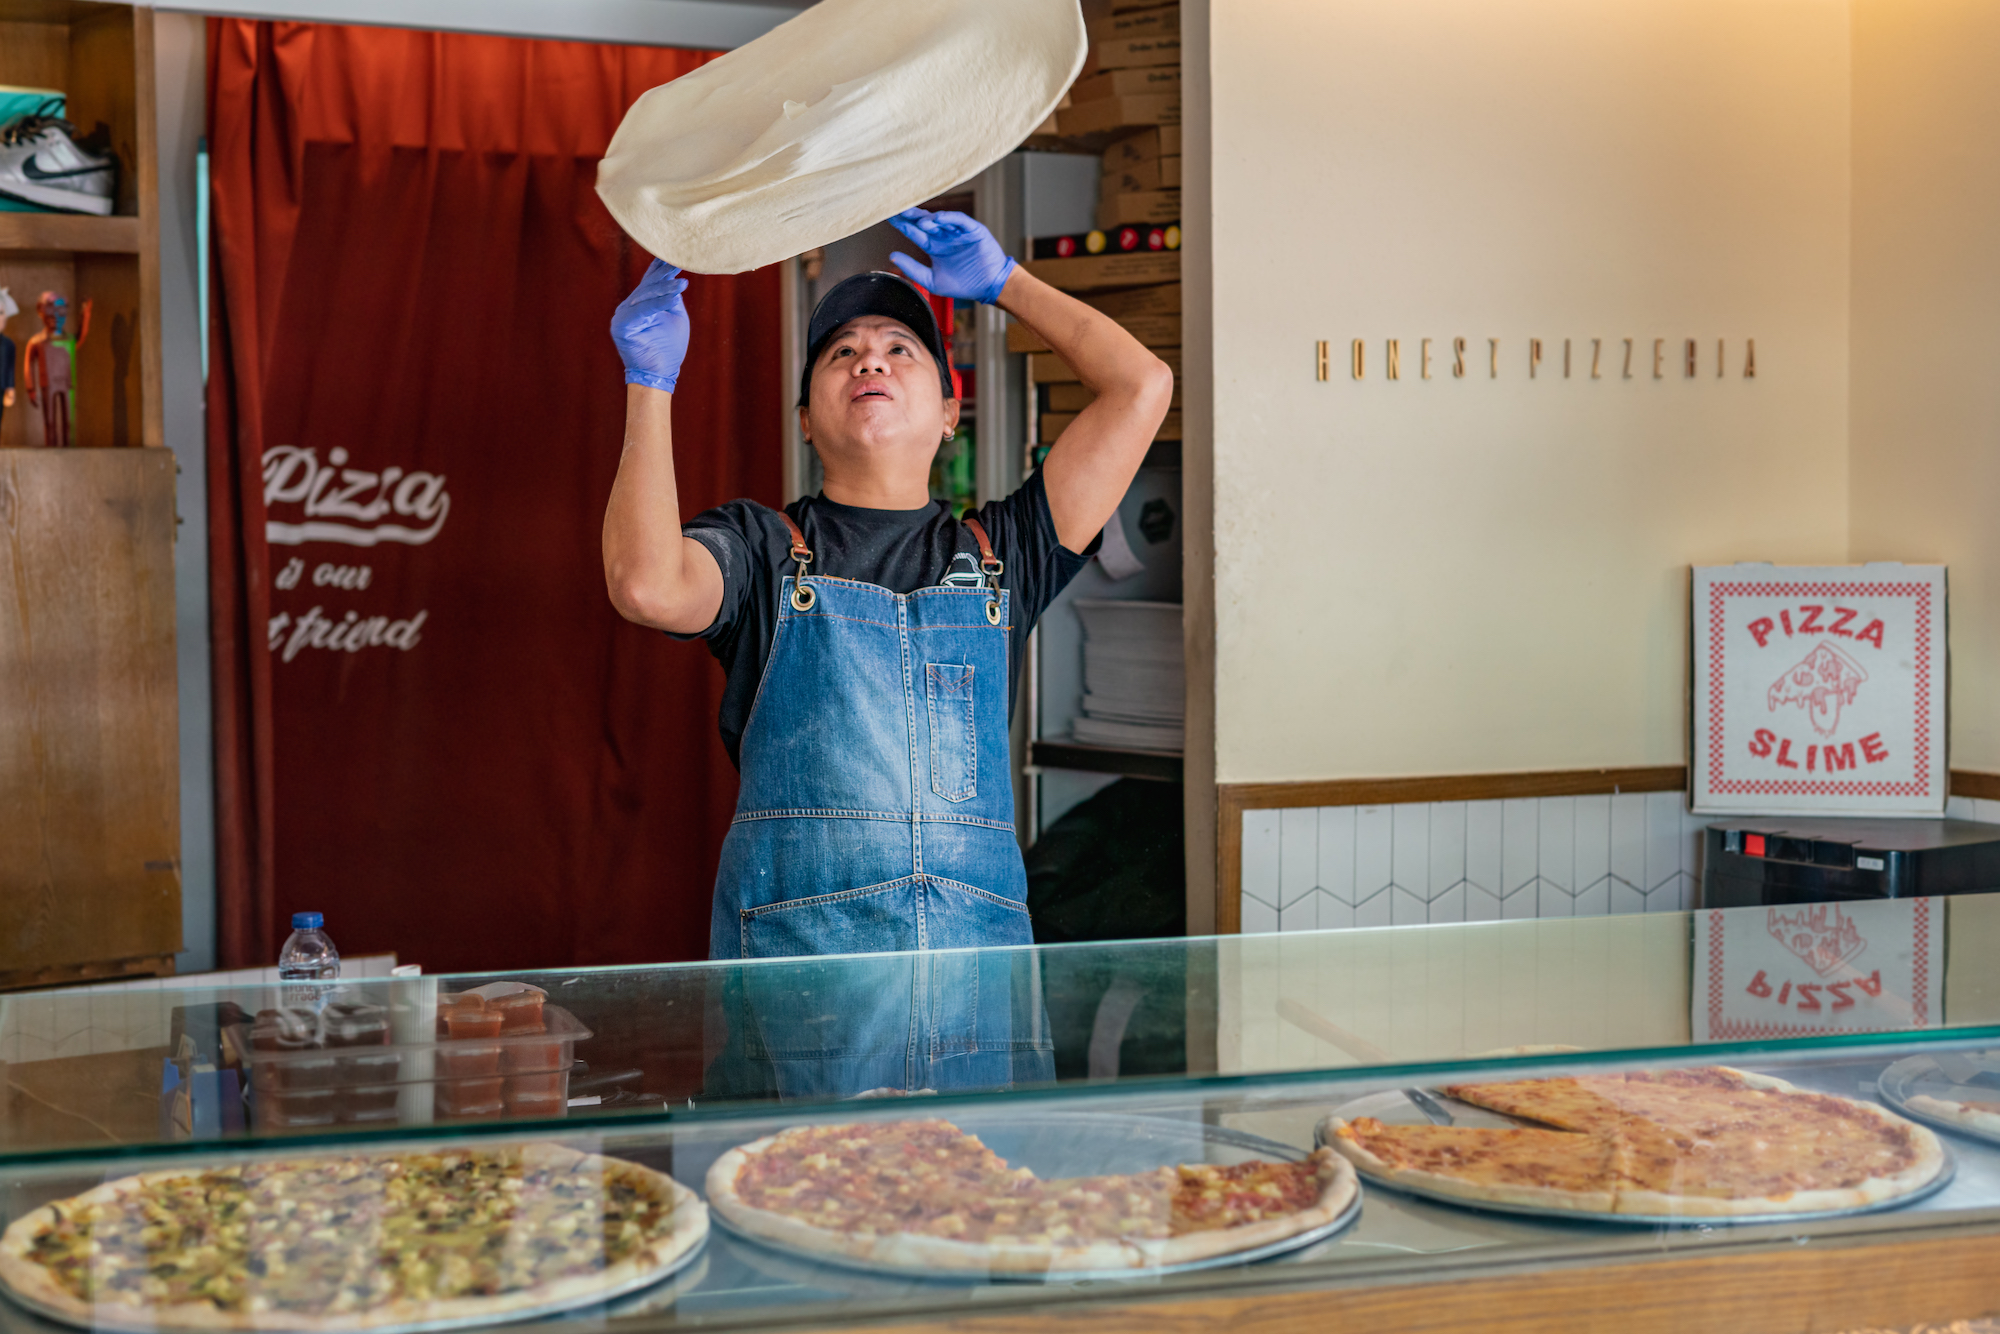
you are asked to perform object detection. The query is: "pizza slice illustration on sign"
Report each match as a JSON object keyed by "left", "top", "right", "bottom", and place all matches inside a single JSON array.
[
  {"left": 1691, "top": 563, "right": 1946, "bottom": 816},
  {"left": 1767, "top": 903, "right": 1867, "bottom": 978},
  {"left": 1768, "top": 641, "right": 1867, "bottom": 737}
]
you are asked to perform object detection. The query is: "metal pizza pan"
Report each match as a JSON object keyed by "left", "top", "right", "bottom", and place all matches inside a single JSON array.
[
  {"left": 709, "top": 1112, "right": 1362, "bottom": 1285},
  {"left": 1877, "top": 1052, "right": 2000, "bottom": 1148},
  {"left": 1314, "top": 1089, "right": 1955, "bottom": 1228},
  {"left": 0, "top": 1230, "right": 710, "bottom": 1334}
]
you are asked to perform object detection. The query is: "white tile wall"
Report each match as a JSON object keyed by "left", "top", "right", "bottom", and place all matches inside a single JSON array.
[
  {"left": 0, "top": 955, "right": 401, "bottom": 1065},
  {"left": 1241, "top": 791, "right": 2000, "bottom": 934}
]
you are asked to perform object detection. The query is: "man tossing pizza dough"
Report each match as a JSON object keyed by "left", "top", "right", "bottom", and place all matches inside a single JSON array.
[{"left": 603, "top": 209, "right": 1172, "bottom": 961}]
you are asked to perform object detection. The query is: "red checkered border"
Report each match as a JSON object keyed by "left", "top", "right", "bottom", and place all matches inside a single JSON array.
[
  {"left": 1704, "top": 900, "right": 1933, "bottom": 1041},
  {"left": 1702, "top": 581, "right": 1933, "bottom": 797}
]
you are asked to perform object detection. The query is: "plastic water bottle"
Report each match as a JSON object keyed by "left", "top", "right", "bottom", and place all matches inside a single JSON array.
[{"left": 278, "top": 912, "right": 340, "bottom": 1010}]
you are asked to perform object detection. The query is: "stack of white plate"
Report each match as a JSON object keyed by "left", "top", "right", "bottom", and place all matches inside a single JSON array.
[{"left": 1070, "top": 599, "right": 1184, "bottom": 753}]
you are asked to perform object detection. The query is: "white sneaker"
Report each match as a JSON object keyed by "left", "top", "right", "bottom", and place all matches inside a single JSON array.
[{"left": 0, "top": 113, "right": 115, "bottom": 216}]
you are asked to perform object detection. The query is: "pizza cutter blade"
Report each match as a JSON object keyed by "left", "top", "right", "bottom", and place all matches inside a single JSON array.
[{"left": 1402, "top": 1087, "right": 1456, "bottom": 1125}]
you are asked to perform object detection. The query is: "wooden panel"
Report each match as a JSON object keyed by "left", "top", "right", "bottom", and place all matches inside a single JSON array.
[
  {"left": 1955, "top": 770, "right": 2000, "bottom": 802},
  {"left": 72, "top": 251, "right": 141, "bottom": 447},
  {"left": 66, "top": 2, "right": 137, "bottom": 217},
  {"left": 0, "top": 18, "right": 69, "bottom": 91},
  {"left": 0, "top": 251, "right": 75, "bottom": 451},
  {"left": 130, "top": 5, "right": 160, "bottom": 448},
  {"left": 829, "top": 1226, "right": 2000, "bottom": 1334},
  {"left": 0, "top": 952, "right": 173, "bottom": 993},
  {"left": 0, "top": 449, "right": 179, "bottom": 972},
  {"left": 1214, "top": 767, "right": 1688, "bottom": 934},
  {"left": 0, "top": 214, "right": 141, "bottom": 253}
]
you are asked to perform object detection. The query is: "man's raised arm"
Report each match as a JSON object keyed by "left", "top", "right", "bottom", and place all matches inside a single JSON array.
[
  {"left": 601, "top": 260, "right": 725, "bottom": 634},
  {"left": 889, "top": 210, "right": 1172, "bottom": 553}
]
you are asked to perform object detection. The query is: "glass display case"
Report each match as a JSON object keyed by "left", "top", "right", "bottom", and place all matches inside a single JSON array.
[{"left": 4, "top": 897, "right": 2000, "bottom": 1334}]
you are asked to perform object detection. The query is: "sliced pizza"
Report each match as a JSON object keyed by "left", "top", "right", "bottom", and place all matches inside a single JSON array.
[
  {"left": 705, "top": 1120, "right": 1356, "bottom": 1273},
  {"left": 0, "top": 1144, "right": 706, "bottom": 1332},
  {"left": 1329, "top": 1066, "right": 1944, "bottom": 1219}
]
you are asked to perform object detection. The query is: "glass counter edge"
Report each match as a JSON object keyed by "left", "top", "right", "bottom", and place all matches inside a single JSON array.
[{"left": 7, "top": 1022, "right": 2000, "bottom": 1172}]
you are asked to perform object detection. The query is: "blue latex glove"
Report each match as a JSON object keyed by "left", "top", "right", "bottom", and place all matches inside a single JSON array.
[
  {"left": 888, "top": 208, "right": 1017, "bottom": 304},
  {"left": 610, "top": 259, "right": 690, "bottom": 392}
]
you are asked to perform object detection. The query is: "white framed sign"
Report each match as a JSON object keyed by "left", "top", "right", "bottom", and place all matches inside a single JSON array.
[
  {"left": 1691, "top": 563, "right": 1946, "bottom": 816},
  {"left": 1692, "top": 899, "right": 1941, "bottom": 1043}
]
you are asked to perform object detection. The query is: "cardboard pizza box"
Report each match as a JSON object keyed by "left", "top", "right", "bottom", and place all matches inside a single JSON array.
[
  {"left": 1024, "top": 249, "right": 1180, "bottom": 293},
  {"left": 1057, "top": 93, "right": 1180, "bottom": 137},
  {"left": 1087, "top": 5, "right": 1179, "bottom": 43},
  {"left": 1044, "top": 379, "right": 1183, "bottom": 413},
  {"left": 1094, "top": 34, "right": 1181, "bottom": 70},
  {"left": 1009, "top": 310, "right": 1179, "bottom": 354},
  {"left": 1103, "top": 125, "right": 1182, "bottom": 167},
  {"left": 1042, "top": 408, "right": 1182, "bottom": 443},
  {"left": 1088, "top": 282, "right": 1181, "bottom": 318},
  {"left": 1101, "top": 155, "right": 1180, "bottom": 195},
  {"left": 1689, "top": 563, "right": 1948, "bottom": 817},
  {"left": 1097, "top": 190, "right": 1181, "bottom": 229},
  {"left": 1070, "top": 66, "right": 1181, "bottom": 103}
]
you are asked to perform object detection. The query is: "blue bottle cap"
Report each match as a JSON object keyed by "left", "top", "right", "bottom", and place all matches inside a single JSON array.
[{"left": 292, "top": 911, "right": 324, "bottom": 930}]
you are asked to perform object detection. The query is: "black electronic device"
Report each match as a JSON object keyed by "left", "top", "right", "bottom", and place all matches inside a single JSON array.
[{"left": 1702, "top": 817, "right": 2000, "bottom": 908}]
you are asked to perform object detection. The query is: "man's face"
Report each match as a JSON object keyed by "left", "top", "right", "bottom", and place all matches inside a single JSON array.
[{"left": 800, "top": 315, "right": 959, "bottom": 481}]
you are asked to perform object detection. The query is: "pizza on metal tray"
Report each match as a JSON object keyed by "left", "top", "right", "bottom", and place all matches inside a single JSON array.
[
  {"left": 704, "top": 1119, "right": 1356, "bottom": 1272},
  {"left": 0, "top": 1142, "right": 706, "bottom": 1331},
  {"left": 1326, "top": 1065, "right": 1945, "bottom": 1218}
]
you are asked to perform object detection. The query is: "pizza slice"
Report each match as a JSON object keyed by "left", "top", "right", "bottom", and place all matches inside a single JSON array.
[{"left": 1325, "top": 1116, "right": 1618, "bottom": 1213}]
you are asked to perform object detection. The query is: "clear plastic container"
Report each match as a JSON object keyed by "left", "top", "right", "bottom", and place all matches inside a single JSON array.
[
  {"left": 277, "top": 912, "right": 340, "bottom": 1011},
  {"left": 234, "top": 1002, "right": 588, "bottom": 1131}
]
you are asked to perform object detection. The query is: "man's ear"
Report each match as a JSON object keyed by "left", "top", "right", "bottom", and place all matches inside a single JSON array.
[{"left": 797, "top": 406, "right": 812, "bottom": 442}]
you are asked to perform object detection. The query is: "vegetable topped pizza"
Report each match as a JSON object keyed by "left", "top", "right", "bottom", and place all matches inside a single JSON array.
[
  {"left": 705, "top": 1118, "right": 1356, "bottom": 1273},
  {"left": 0, "top": 1143, "right": 706, "bottom": 1331},
  {"left": 1325, "top": 1065, "right": 1946, "bottom": 1218}
]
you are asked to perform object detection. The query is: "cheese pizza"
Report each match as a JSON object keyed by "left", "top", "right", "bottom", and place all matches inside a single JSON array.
[
  {"left": 1328, "top": 1066, "right": 1943, "bottom": 1218},
  {"left": 0, "top": 1143, "right": 706, "bottom": 1331},
  {"left": 705, "top": 1119, "right": 1356, "bottom": 1272}
]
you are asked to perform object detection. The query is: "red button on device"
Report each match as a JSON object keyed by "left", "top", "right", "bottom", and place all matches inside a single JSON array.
[{"left": 1744, "top": 834, "right": 1766, "bottom": 857}]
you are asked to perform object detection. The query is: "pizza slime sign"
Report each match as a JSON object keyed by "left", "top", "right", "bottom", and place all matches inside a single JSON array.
[
  {"left": 1691, "top": 565, "right": 1945, "bottom": 816},
  {"left": 1743, "top": 602, "right": 1889, "bottom": 777}
]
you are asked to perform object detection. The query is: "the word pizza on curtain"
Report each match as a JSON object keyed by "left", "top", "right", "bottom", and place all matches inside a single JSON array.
[{"left": 206, "top": 20, "right": 780, "bottom": 971}]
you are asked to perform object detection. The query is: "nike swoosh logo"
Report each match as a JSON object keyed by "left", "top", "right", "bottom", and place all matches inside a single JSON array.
[{"left": 22, "top": 158, "right": 108, "bottom": 182}]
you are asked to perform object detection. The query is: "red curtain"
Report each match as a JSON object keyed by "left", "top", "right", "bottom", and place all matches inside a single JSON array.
[{"left": 207, "top": 21, "right": 779, "bottom": 971}]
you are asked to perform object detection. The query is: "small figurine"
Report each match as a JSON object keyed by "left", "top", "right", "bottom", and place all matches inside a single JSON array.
[
  {"left": 23, "top": 289, "right": 88, "bottom": 448},
  {"left": 0, "top": 287, "right": 16, "bottom": 434}
]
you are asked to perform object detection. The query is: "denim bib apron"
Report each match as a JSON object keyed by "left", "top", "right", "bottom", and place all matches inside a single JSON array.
[
  {"left": 711, "top": 512, "right": 1034, "bottom": 961},
  {"left": 706, "top": 512, "right": 1047, "bottom": 1095}
]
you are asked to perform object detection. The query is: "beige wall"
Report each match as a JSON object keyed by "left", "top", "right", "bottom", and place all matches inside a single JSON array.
[
  {"left": 1850, "top": 0, "right": 2000, "bottom": 776},
  {"left": 1201, "top": 0, "right": 1854, "bottom": 784}
]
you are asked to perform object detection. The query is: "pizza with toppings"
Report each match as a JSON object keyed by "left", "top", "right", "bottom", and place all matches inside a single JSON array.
[
  {"left": 1326, "top": 1066, "right": 1945, "bottom": 1218},
  {"left": 704, "top": 1119, "right": 1356, "bottom": 1272},
  {"left": 0, "top": 1143, "right": 706, "bottom": 1331}
]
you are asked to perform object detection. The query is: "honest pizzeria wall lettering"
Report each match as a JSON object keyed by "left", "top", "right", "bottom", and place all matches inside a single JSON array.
[{"left": 1314, "top": 336, "right": 1758, "bottom": 381}]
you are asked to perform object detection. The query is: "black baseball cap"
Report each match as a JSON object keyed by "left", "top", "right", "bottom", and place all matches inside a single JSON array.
[{"left": 799, "top": 271, "right": 955, "bottom": 407}]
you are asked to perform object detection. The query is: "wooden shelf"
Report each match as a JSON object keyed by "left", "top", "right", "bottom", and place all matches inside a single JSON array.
[
  {"left": 0, "top": 211, "right": 141, "bottom": 254},
  {"left": 1030, "top": 740, "right": 1182, "bottom": 782}
]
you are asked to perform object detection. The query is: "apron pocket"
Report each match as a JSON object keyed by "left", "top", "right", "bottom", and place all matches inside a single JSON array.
[
  {"left": 739, "top": 876, "right": 920, "bottom": 959},
  {"left": 925, "top": 662, "right": 977, "bottom": 802}
]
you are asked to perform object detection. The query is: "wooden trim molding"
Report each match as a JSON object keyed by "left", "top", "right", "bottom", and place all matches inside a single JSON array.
[
  {"left": 1214, "top": 767, "right": 1686, "bottom": 934},
  {"left": 1953, "top": 770, "right": 2000, "bottom": 802},
  {"left": 814, "top": 1225, "right": 2000, "bottom": 1334}
]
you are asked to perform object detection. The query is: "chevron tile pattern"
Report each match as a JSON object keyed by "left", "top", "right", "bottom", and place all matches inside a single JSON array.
[{"left": 1240, "top": 793, "right": 2000, "bottom": 934}]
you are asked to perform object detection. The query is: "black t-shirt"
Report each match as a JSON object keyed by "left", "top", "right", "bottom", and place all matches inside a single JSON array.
[{"left": 676, "top": 471, "right": 1097, "bottom": 768}]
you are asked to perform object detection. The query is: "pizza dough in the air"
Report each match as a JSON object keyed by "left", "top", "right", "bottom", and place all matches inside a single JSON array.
[{"left": 596, "top": 0, "right": 1086, "bottom": 274}]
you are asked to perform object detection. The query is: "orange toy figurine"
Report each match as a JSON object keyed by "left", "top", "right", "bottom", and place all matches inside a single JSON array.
[{"left": 23, "top": 290, "right": 89, "bottom": 448}]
